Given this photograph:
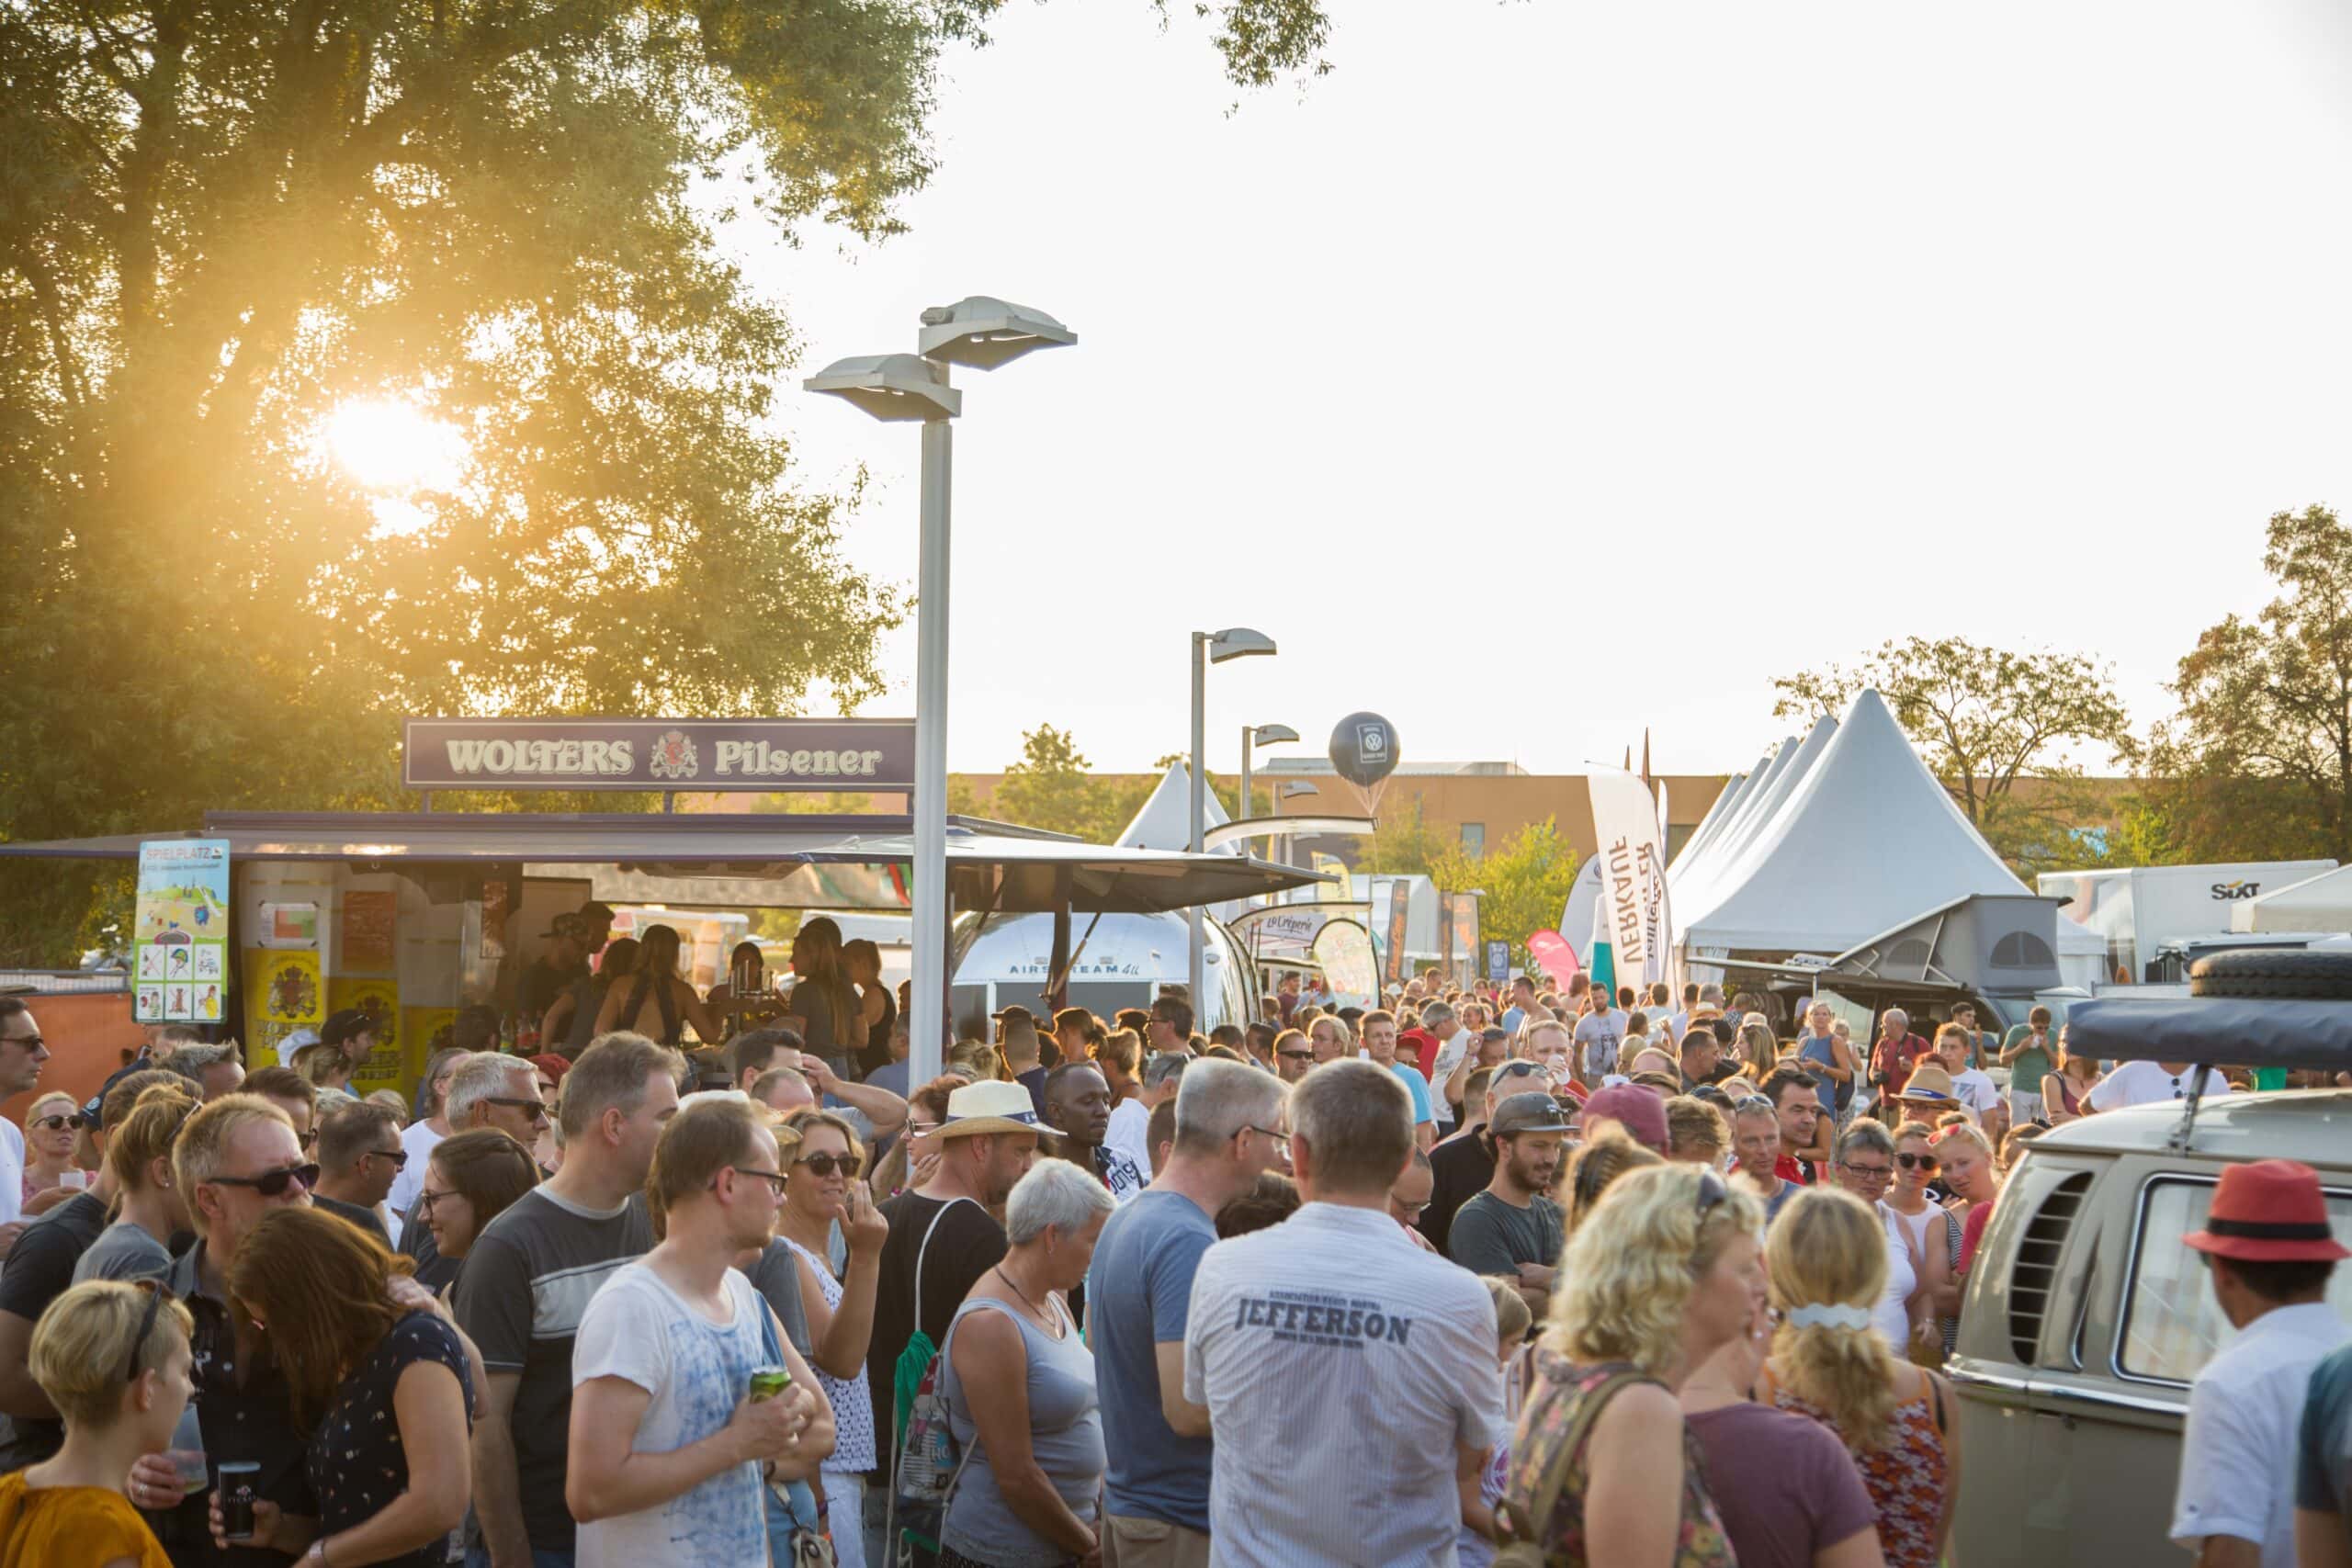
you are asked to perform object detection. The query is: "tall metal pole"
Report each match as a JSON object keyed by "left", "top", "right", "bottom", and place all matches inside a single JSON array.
[
  {"left": 1187, "top": 634, "right": 1206, "bottom": 1014},
  {"left": 1238, "top": 726, "right": 1253, "bottom": 825},
  {"left": 910, "top": 413, "right": 953, "bottom": 1086}
]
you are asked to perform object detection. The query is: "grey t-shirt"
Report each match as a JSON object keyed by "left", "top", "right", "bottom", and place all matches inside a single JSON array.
[
  {"left": 1089, "top": 1189, "right": 1217, "bottom": 1531},
  {"left": 453, "top": 1186, "right": 654, "bottom": 1554},
  {"left": 742, "top": 1236, "right": 816, "bottom": 1359},
  {"left": 1446, "top": 1190, "right": 1563, "bottom": 1277},
  {"left": 72, "top": 1219, "right": 175, "bottom": 1285}
]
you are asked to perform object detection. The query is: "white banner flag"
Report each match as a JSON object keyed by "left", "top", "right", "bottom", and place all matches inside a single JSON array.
[{"left": 1589, "top": 767, "right": 1673, "bottom": 989}]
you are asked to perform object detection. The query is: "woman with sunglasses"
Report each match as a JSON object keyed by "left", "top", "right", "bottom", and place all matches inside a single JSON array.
[
  {"left": 1500, "top": 1163, "right": 1761, "bottom": 1566},
  {"left": 20, "top": 1092, "right": 85, "bottom": 1206},
  {"left": 1884, "top": 1122, "right": 1964, "bottom": 1357},
  {"left": 74, "top": 1087, "right": 200, "bottom": 1286},
  {"left": 221, "top": 1208, "right": 472, "bottom": 1567},
  {"left": 1761, "top": 1187, "right": 1958, "bottom": 1568},
  {"left": 413, "top": 1128, "right": 541, "bottom": 1296},
  {"left": 775, "top": 1110, "right": 886, "bottom": 1568},
  {"left": 0, "top": 1278, "right": 191, "bottom": 1565}
]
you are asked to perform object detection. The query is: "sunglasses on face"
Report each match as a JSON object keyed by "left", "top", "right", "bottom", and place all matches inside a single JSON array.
[
  {"left": 795, "top": 1152, "right": 854, "bottom": 1178},
  {"left": 210, "top": 1163, "right": 319, "bottom": 1198},
  {"left": 485, "top": 1098, "right": 550, "bottom": 1125},
  {"left": 363, "top": 1147, "right": 410, "bottom": 1170},
  {"left": 31, "top": 1113, "right": 81, "bottom": 1132},
  {"left": 1896, "top": 1152, "right": 1939, "bottom": 1170},
  {"left": 727, "top": 1166, "right": 789, "bottom": 1198}
]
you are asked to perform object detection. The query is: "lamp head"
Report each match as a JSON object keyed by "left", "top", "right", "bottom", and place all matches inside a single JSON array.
[
  {"left": 1250, "top": 724, "right": 1300, "bottom": 746},
  {"left": 802, "top": 354, "right": 961, "bottom": 423},
  {"left": 919, "top": 296, "right": 1077, "bottom": 370},
  {"left": 1204, "top": 626, "right": 1277, "bottom": 664}
]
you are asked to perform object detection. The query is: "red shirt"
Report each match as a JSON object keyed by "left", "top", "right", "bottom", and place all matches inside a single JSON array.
[
  {"left": 1774, "top": 1154, "right": 1817, "bottom": 1187},
  {"left": 1401, "top": 1028, "right": 1440, "bottom": 1081},
  {"left": 1958, "top": 1199, "right": 1994, "bottom": 1275},
  {"left": 1871, "top": 1032, "right": 1933, "bottom": 1096}
]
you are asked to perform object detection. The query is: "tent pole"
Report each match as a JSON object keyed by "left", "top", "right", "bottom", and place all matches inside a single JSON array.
[{"left": 1046, "top": 868, "right": 1072, "bottom": 1018}]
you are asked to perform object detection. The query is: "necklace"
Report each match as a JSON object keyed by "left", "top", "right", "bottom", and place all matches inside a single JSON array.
[{"left": 993, "top": 1265, "right": 1061, "bottom": 1337}]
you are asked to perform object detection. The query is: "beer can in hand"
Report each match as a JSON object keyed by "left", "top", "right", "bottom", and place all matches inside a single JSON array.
[
  {"left": 218, "top": 1461, "right": 260, "bottom": 1540},
  {"left": 748, "top": 1366, "right": 791, "bottom": 1401}
]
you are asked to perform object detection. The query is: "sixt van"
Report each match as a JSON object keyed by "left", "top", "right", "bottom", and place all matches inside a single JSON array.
[{"left": 2037, "top": 862, "right": 2336, "bottom": 983}]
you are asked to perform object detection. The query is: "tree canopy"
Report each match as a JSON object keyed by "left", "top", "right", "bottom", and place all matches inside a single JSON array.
[
  {"left": 1430, "top": 817, "right": 1578, "bottom": 970},
  {"left": 0, "top": 0, "right": 1333, "bottom": 961},
  {"left": 1772, "top": 636, "right": 2136, "bottom": 874},
  {"left": 2148, "top": 505, "right": 2352, "bottom": 863}
]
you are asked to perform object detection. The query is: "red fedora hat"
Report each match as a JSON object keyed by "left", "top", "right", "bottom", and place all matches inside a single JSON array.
[{"left": 2183, "top": 1159, "right": 2352, "bottom": 1264}]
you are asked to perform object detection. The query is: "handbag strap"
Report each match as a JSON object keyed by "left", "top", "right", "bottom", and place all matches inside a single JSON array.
[
  {"left": 1500, "top": 1367, "right": 1647, "bottom": 1545},
  {"left": 910, "top": 1196, "right": 974, "bottom": 1341}
]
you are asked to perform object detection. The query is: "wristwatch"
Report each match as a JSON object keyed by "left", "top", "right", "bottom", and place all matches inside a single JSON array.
[{"left": 301, "top": 1540, "right": 329, "bottom": 1566}]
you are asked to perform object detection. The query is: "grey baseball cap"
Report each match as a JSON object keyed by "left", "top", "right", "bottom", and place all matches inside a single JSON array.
[{"left": 1491, "top": 1090, "right": 1573, "bottom": 1136}]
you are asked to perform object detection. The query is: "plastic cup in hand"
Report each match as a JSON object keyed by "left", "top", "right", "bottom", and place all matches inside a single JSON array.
[{"left": 164, "top": 1403, "right": 206, "bottom": 1499}]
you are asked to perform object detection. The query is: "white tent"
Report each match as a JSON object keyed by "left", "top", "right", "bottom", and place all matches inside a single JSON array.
[
  {"left": 1114, "top": 761, "right": 1235, "bottom": 853},
  {"left": 2230, "top": 863, "right": 2352, "bottom": 933},
  {"left": 2054, "top": 912, "right": 2109, "bottom": 989},
  {"left": 1676, "top": 689, "right": 2028, "bottom": 954},
  {"left": 1669, "top": 715, "right": 1838, "bottom": 920},
  {"left": 1675, "top": 757, "right": 1763, "bottom": 870}
]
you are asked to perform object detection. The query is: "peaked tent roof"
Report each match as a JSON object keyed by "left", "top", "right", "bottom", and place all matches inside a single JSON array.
[
  {"left": 1671, "top": 714, "right": 1838, "bottom": 919},
  {"left": 1115, "top": 761, "right": 1235, "bottom": 853},
  {"left": 1677, "top": 689, "right": 2027, "bottom": 953},
  {"left": 1672, "top": 751, "right": 1771, "bottom": 881}
]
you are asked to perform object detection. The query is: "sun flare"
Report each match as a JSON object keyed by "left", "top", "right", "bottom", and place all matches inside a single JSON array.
[{"left": 322, "top": 397, "right": 469, "bottom": 494}]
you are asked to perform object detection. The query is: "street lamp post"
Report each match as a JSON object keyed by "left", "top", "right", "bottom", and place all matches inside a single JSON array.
[
  {"left": 1189, "top": 627, "right": 1277, "bottom": 1016},
  {"left": 1238, "top": 723, "right": 1297, "bottom": 821},
  {"left": 806, "top": 299, "right": 1074, "bottom": 1085}
]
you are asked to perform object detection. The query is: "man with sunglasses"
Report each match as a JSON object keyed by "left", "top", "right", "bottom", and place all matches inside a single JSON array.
[
  {"left": 1271, "top": 1029, "right": 1315, "bottom": 1084},
  {"left": 0, "top": 998, "right": 54, "bottom": 1257},
  {"left": 126, "top": 1093, "right": 322, "bottom": 1562},
  {"left": 310, "top": 1100, "right": 403, "bottom": 1244},
  {"left": 445, "top": 1053, "right": 551, "bottom": 1156},
  {"left": 1090, "top": 1059, "right": 1289, "bottom": 1568}
]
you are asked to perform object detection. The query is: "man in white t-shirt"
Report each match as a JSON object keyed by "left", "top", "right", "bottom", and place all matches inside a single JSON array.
[
  {"left": 2087, "top": 1058, "right": 2238, "bottom": 1112},
  {"left": 1935, "top": 1023, "right": 2007, "bottom": 1141},
  {"left": 390, "top": 1048, "right": 472, "bottom": 1221},
  {"left": 1574, "top": 999, "right": 1628, "bottom": 1082},
  {"left": 1183, "top": 1060, "right": 1504, "bottom": 1567},
  {"left": 1105, "top": 1052, "right": 1186, "bottom": 1177},
  {"left": 0, "top": 1000, "right": 51, "bottom": 1245},
  {"left": 567, "top": 1098, "right": 830, "bottom": 1567},
  {"left": 1419, "top": 1001, "right": 1475, "bottom": 1133}
]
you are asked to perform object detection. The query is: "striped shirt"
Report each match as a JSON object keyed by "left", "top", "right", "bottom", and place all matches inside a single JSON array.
[{"left": 1184, "top": 1202, "right": 1504, "bottom": 1566}]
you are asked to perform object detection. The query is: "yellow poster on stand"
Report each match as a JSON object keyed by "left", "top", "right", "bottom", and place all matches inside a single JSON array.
[
  {"left": 403, "top": 1009, "right": 458, "bottom": 1090},
  {"left": 328, "top": 977, "right": 403, "bottom": 1093}
]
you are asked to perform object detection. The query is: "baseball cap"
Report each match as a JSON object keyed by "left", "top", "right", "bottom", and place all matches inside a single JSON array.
[
  {"left": 1490, "top": 1091, "right": 1573, "bottom": 1136},
  {"left": 321, "top": 1010, "right": 375, "bottom": 1047}
]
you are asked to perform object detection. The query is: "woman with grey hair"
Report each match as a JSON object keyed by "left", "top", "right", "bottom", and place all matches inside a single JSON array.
[{"left": 935, "top": 1157, "right": 1113, "bottom": 1568}]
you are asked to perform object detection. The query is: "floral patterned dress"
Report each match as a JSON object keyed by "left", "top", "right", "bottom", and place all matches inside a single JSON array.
[
  {"left": 1506, "top": 1355, "right": 1737, "bottom": 1567},
  {"left": 306, "top": 1309, "right": 474, "bottom": 1568},
  {"left": 1770, "top": 1381, "right": 1947, "bottom": 1568}
]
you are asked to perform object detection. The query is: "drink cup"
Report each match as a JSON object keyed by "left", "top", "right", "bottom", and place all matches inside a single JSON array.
[
  {"left": 164, "top": 1404, "right": 206, "bottom": 1498},
  {"left": 217, "top": 1461, "right": 259, "bottom": 1540}
]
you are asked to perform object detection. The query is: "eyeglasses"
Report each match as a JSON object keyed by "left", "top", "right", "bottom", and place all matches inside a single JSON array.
[
  {"left": 208, "top": 1163, "right": 319, "bottom": 1198},
  {"left": 795, "top": 1152, "right": 854, "bottom": 1178},
  {"left": 363, "top": 1148, "right": 410, "bottom": 1170},
  {"left": 415, "top": 1187, "right": 458, "bottom": 1217},
  {"left": 2, "top": 1035, "right": 45, "bottom": 1055},
  {"left": 1277, "top": 1049, "right": 1315, "bottom": 1060},
  {"left": 1390, "top": 1197, "right": 1430, "bottom": 1218},
  {"left": 123, "top": 1280, "right": 173, "bottom": 1384},
  {"left": 1841, "top": 1161, "right": 1894, "bottom": 1181},
  {"left": 30, "top": 1113, "right": 81, "bottom": 1132},
  {"left": 485, "top": 1098, "right": 550, "bottom": 1125},
  {"left": 727, "top": 1166, "right": 789, "bottom": 1197},
  {"left": 1896, "top": 1152, "right": 1939, "bottom": 1171}
]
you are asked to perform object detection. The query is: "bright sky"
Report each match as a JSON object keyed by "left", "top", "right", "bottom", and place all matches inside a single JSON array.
[{"left": 751, "top": 1, "right": 2352, "bottom": 779}]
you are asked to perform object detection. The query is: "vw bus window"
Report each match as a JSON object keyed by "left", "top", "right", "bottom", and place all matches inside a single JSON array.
[{"left": 2119, "top": 1177, "right": 2352, "bottom": 1384}]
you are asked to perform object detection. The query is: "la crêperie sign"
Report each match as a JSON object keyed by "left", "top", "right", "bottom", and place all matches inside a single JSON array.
[{"left": 401, "top": 717, "right": 916, "bottom": 793}]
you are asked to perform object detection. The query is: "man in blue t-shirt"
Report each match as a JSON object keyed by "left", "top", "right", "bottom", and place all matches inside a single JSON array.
[
  {"left": 1089, "top": 1060, "right": 1291, "bottom": 1567},
  {"left": 1362, "top": 1009, "right": 1437, "bottom": 1149}
]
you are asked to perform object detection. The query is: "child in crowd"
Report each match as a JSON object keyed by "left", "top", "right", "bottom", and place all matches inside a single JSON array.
[
  {"left": 0, "top": 1279, "right": 190, "bottom": 1565},
  {"left": 1457, "top": 1276, "right": 1536, "bottom": 1567}
]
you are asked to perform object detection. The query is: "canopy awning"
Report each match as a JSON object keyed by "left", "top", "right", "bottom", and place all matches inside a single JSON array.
[
  {"left": 2064, "top": 995, "right": 2352, "bottom": 1072},
  {"left": 0, "top": 811, "right": 1331, "bottom": 915}
]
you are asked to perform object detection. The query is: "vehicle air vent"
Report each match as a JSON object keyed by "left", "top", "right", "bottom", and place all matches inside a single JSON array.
[{"left": 2008, "top": 1171, "right": 2093, "bottom": 1364}]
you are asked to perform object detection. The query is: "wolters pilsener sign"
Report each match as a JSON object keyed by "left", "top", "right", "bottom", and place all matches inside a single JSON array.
[{"left": 401, "top": 717, "right": 916, "bottom": 793}]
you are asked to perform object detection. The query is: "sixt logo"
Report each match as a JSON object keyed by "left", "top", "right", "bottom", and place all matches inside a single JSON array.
[{"left": 2211, "top": 881, "right": 2261, "bottom": 900}]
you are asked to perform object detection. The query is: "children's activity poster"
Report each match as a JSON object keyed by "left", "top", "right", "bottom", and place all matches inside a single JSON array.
[{"left": 134, "top": 840, "right": 231, "bottom": 1022}]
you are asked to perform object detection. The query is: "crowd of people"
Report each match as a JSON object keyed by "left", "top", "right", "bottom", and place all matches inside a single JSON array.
[{"left": 0, "top": 918, "right": 2346, "bottom": 1567}]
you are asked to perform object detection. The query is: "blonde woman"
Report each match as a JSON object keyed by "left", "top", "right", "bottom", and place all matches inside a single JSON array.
[
  {"left": 1500, "top": 1163, "right": 1762, "bottom": 1564},
  {"left": 1738, "top": 1016, "right": 1780, "bottom": 1083},
  {"left": 20, "top": 1092, "right": 85, "bottom": 1203},
  {"left": 1933, "top": 1122, "right": 2002, "bottom": 1277},
  {"left": 75, "top": 1087, "right": 200, "bottom": 1284},
  {"left": 1762, "top": 1186, "right": 1957, "bottom": 1568},
  {"left": 1885, "top": 1122, "right": 1965, "bottom": 1357},
  {"left": 0, "top": 1278, "right": 192, "bottom": 1564}
]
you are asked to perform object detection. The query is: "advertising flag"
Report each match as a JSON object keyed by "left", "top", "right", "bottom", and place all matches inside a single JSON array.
[{"left": 1589, "top": 766, "right": 1674, "bottom": 990}]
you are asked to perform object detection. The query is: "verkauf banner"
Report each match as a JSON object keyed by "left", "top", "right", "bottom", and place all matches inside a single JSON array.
[
  {"left": 402, "top": 717, "right": 915, "bottom": 793},
  {"left": 1588, "top": 766, "right": 1674, "bottom": 989}
]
